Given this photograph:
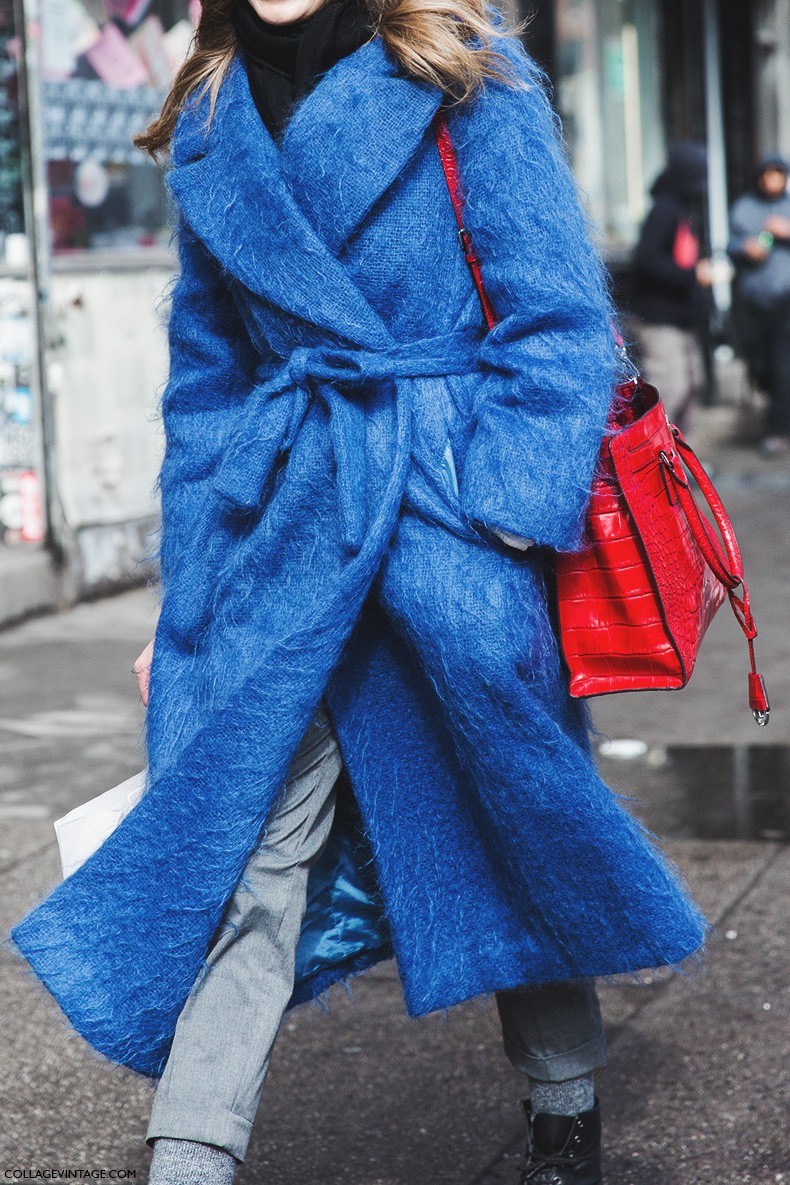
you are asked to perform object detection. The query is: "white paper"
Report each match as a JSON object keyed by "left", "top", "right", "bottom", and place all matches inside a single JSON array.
[{"left": 54, "top": 769, "right": 147, "bottom": 879}]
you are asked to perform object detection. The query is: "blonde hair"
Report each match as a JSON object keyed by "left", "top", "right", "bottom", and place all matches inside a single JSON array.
[{"left": 134, "top": 0, "right": 528, "bottom": 158}]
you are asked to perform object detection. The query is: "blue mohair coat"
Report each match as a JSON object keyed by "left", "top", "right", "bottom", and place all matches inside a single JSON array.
[{"left": 8, "top": 25, "right": 706, "bottom": 1078}]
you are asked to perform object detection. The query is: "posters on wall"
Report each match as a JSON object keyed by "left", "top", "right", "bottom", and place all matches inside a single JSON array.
[
  {"left": 0, "top": 280, "right": 45, "bottom": 545},
  {"left": 39, "top": 0, "right": 198, "bottom": 84}
]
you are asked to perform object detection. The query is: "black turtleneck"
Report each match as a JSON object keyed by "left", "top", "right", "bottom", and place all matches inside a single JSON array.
[{"left": 231, "top": 0, "right": 376, "bottom": 141}]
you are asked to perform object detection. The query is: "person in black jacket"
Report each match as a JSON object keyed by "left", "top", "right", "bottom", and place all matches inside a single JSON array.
[{"left": 629, "top": 143, "right": 712, "bottom": 435}]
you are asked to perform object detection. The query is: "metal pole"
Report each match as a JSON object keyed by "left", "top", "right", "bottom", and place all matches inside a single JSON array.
[
  {"left": 16, "top": 0, "right": 75, "bottom": 567},
  {"left": 777, "top": 0, "right": 790, "bottom": 161},
  {"left": 702, "top": 0, "right": 732, "bottom": 315}
]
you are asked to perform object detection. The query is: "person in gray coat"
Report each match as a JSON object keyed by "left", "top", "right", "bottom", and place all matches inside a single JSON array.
[{"left": 728, "top": 155, "right": 790, "bottom": 454}]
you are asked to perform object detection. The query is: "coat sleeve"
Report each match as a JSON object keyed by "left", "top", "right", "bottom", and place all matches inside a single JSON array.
[
  {"left": 156, "top": 216, "right": 255, "bottom": 597},
  {"left": 727, "top": 196, "right": 758, "bottom": 261},
  {"left": 449, "top": 38, "right": 618, "bottom": 552}
]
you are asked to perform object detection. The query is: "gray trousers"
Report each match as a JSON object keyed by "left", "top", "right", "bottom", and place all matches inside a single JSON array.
[
  {"left": 146, "top": 705, "right": 607, "bottom": 1162},
  {"left": 628, "top": 319, "right": 705, "bottom": 437}
]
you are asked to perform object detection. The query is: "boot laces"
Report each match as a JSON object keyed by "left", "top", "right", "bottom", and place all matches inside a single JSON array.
[{"left": 519, "top": 1145, "right": 578, "bottom": 1183}]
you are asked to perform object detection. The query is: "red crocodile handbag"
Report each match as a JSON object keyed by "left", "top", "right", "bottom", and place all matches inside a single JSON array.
[{"left": 433, "top": 111, "right": 769, "bottom": 724}]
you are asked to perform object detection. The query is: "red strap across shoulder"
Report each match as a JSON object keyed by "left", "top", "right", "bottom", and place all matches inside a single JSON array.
[{"left": 433, "top": 110, "right": 499, "bottom": 332}]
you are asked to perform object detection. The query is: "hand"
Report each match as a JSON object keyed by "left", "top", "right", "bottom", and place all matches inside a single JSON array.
[
  {"left": 492, "top": 527, "right": 535, "bottom": 551},
  {"left": 763, "top": 215, "right": 790, "bottom": 241},
  {"left": 743, "top": 236, "right": 771, "bottom": 263},
  {"left": 695, "top": 258, "right": 714, "bottom": 287},
  {"left": 132, "top": 639, "right": 154, "bottom": 707}
]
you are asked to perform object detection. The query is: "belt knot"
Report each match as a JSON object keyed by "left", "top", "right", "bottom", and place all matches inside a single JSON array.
[{"left": 212, "top": 328, "right": 484, "bottom": 542}]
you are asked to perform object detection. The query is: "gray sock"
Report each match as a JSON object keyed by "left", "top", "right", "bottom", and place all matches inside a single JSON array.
[
  {"left": 530, "top": 1074, "right": 596, "bottom": 1117},
  {"left": 149, "top": 1138, "right": 238, "bottom": 1185}
]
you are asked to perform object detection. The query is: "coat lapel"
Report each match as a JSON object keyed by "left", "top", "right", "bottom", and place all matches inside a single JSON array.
[
  {"left": 279, "top": 36, "right": 444, "bottom": 254},
  {"left": 166, "top": 37, "right": 443, "bottom": 344}
]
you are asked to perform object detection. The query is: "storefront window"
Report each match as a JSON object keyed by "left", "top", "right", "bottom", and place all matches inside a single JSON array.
[
  {"left": 554, "top": 0, "right": 665, "bottom": 256},
  {"left": 39, "top": 0, "right": 197, "bottom": 254}
]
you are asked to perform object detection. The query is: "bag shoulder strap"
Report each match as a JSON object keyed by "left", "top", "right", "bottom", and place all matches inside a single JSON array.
[{"left": 433, "top": 110, "right": 498, "bottom": 332}]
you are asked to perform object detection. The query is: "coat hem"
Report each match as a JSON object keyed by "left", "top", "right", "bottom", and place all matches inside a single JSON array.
[
  {"left": 400, "top": 931, "right": 707, "bottom": 1018},
  {"left": 286, "top": 941, "right": 395, "bottom": 1011},
  {"left": 4, "top": 929, "right": 171, "bottom": 1079}
]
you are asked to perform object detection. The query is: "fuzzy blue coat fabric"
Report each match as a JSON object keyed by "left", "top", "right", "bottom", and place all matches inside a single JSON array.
[{"left": 8, "top": 26, "right": 706, "bottom": 1079}]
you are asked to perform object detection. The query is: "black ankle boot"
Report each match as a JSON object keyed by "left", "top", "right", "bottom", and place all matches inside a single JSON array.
[{"left": 517, "top": 1098, "right": 602, "bottom": 1184}]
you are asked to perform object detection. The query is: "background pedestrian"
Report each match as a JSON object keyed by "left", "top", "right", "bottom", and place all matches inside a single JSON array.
[
  {"left": 628, "top": 142, "right": 712, "bottom": 438},
  {"left": 728, "top": 155, "right": 790, "bottom": 455}
]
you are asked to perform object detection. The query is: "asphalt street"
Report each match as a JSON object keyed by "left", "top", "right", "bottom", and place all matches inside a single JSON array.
[{"left": 0, "top": 440, "right": 788, "bottom": 1184}]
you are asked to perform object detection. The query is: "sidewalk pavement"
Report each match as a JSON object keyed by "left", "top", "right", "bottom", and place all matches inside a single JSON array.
[
  {"left": 0, "top": 545, "right": 62, "bottom": 627},
  {"left": 0, "top": 453, "right": 788, "bottom": 1182}
]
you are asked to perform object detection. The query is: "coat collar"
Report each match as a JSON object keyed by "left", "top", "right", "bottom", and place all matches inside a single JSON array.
[{"left": 167, "top": 37, "right": 444, "bottom": 345}]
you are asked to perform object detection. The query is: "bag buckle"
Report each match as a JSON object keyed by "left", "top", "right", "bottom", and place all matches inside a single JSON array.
[{"left": 658, "top": 448, "right": 690, "bottom": 488}]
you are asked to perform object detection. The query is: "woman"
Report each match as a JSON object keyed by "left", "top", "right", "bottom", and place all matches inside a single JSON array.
[{"left": 8, "top": 1, "right": 706, "bottom": 1182}]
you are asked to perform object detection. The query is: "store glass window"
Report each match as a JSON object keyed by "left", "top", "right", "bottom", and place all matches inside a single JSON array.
[
  {"left": 554, "top": 0, "right": 665, "bottom": 256},
  {"left": 39, "top": 0, "right": 197, "bottom": 254}
]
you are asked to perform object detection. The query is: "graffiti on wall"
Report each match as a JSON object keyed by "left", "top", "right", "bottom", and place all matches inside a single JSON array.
[{"left": 0, "top": 279, "right": 44, "bottom": 544}]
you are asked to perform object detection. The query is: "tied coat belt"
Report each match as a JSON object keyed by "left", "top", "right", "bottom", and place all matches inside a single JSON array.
[{"left": 212, "top": 329, "right": 485, "bottom": 551}]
